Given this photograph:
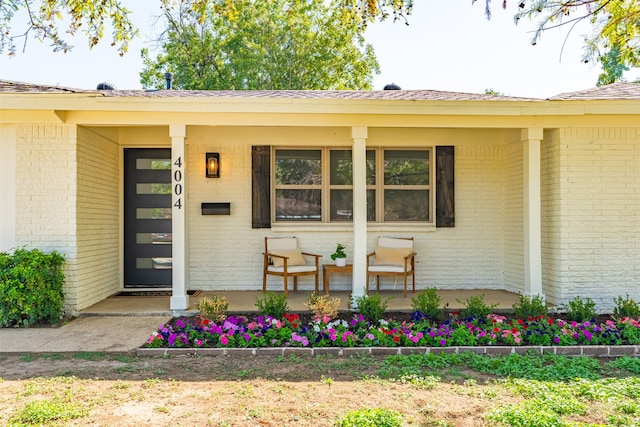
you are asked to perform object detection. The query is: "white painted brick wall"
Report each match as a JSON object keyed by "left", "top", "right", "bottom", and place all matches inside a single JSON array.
[
  {"left": 549, "top": 127, "right": 640, "bottom": 312},
  {"left": 14, "top": 124, "right": 79, "bottom": 310},
  {"left": 75, "top": 127, "right": 120, "bottom": 311},
  {"left": 503, "top": 141, "right": 524, "bottom": 293},
  {"left": 541, "top": 129, "right": 563, "bottom": 305},
  {"left": 184, "top": 126, "right": 510, "bottom": 294}
]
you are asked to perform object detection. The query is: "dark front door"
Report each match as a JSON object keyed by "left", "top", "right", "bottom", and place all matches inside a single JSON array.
[{"left": 124, "top": 148, "right": 172, "bottom": 288}]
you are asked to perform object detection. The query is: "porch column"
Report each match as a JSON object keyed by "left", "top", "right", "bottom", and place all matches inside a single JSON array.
[
  {"left": 522, "top": 128, "right": 544, "bottom": 298},
  {"left": 170, "top": 124, "right": 189, "bottom": 313},
  {"left": 351, "top": 127, "right": 368, "bottom": 304}
]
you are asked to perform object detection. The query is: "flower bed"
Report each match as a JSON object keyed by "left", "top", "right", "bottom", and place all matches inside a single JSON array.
[{"left": 145, "top": 312, "right": 640, "bottom": 349}]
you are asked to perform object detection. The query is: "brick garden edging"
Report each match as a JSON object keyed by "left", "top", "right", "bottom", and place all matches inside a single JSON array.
[{"left": 137, "top": 345, "right": 640, "bottom": 358}]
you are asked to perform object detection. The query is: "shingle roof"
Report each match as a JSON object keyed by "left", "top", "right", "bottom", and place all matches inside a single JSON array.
[
  {"left": 550, "top": 82, "right": 640, "bottom": 100},
  {"left": 99, "top": 88, "right": 538, "bottom": 101},
  {"left": 0, "top": 79, "right": 94, "bottom": 94},
  {"left": 0, "top": 79, "right": 537, "bottom": 101},
  {"left": 3, "top": 79, "right": 639, "bottom": 101}
]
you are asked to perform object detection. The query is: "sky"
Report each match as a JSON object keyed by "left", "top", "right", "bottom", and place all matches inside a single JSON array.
[{"left": 0, "top": 0, "right": 638, "bottom": 98}]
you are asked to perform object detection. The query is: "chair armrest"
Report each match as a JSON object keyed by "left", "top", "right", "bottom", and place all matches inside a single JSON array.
[
  {"left": 404, "top": 252, "right": 417, "bottom": 259},
  {"left": 301, "top": 252, "right": 322, "bottom": 259},
  {"left": 266, "top": 252, "right": 288, "bottom": 260}
]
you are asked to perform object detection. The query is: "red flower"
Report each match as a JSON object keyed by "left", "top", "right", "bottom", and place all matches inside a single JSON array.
[
  {"left": 547, "top": 317, "right": 554, "bottom": 325},
  {"left": 493, "top": 327, "right": 500, "bottom": 333},
  {"left": 517, "top": 319, "right": 524, "bottom": 325},
  {"left": 393, "top": 336, "right": 400, "bottom": 343}
]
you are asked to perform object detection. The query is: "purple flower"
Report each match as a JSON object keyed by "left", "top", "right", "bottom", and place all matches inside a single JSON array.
[
  {"left": 168, "top": 333, "right": 177, "bottom": 347},
  {"left": 439, "top": 339, "right": 447, "bottom": 346}
]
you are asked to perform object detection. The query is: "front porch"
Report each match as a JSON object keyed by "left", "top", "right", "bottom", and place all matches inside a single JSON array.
[{"left": 78, "top": 289, "right": 523, "bottom": 317}]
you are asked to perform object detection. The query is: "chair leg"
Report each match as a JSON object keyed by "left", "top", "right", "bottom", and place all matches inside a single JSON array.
[
  {"left": 283, "top": 273, "right": 288, "bottom": 297},
  {"left": 376, "top": 276, "right": 380, "bottom": 292},
  {"left": 293, "top": 276, "right": 298, "bottom": 292},
  {"left": 314, "top": 271, "right": 319, "bottom": 294},
  {"left": 263, "top": 272, "right": 267, "bottom": 293},
  {"left": 412, "top": 270, "right": 415, "bottom": 294},
  {"left": 403, "top": 275, "right": 407, "bottom": 298}
]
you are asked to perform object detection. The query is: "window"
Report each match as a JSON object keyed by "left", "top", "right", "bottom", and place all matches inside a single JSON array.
[{"left": 273, "top": 148, "right": 432, "bottom": 223}]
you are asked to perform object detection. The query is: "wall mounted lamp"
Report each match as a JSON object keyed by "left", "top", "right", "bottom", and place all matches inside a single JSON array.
[{"left": 206, "top": 152, "right": 220, "bottom": 178}]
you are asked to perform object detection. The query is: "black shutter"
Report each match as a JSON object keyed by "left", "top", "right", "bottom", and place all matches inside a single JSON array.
[
  {"left": 252, "top": 146, "right": 271, "bottom": 228},
  {"left": 436, "top": 146, "right": 455, "bottom": 227}
]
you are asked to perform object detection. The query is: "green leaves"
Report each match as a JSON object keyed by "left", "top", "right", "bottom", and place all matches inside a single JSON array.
[
  {"left": 0, "top": 248, "right": 65, "bottom": 327},
  {"left": 1, "top": 0, "right": 137, "bottom": 56},
  {"left": 140, "top": 0, "right": 379, "bottom": 90},
  {"left": 511, "top": 0, "right": 640, "bottom": 77}
]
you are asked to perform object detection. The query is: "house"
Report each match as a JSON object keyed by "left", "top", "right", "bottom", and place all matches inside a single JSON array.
[{"left": 1, "top": 80, "right": 639, "bottom": 315}]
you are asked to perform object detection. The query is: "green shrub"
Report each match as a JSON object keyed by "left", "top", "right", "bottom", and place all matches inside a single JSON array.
[
  {"left": 353, "top": 293, "right": 389, "bottom": 324},
  {"left": 0, "top": 248, "right": 65, "bottom": 327},
  {"left": 196, "top": 294, "right": 229, "bottom": 322},
  {"left": 512, "top": 294, "right": 548, "bottom": 319},
  {"left": 255, "top": 292, "right": 289, "bottom": 319},
  {"left": 458, "top": 294, "right": 498, "bottom": 319},
  {"left": 411, "top": 287, "right": 446, "bottom": 320},
  {"left": 613, "top": 294, "right": 640, "bottom": 319},
  {"left": 565, "top": 296, "right": 597, "bottom": 322},
  {"left": 335, "top": 407, "right": 404, "bottom": 427}
]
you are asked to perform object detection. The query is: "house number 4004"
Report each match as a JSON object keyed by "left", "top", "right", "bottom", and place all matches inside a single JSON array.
[{"left": 173, "top": 156, "right": 183, "bottom": 209}]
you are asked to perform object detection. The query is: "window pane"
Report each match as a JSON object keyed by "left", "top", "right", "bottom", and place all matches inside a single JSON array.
[
  {"left": 275, "top": 150, "right": 321, "bottom": 185},
  {"left": 329, "top": 150, "right": 375, "bottom": 186},
  {"left": 384, "top": 150, "right": 429, "bottom": 185},
  {"left": 366, "top": 150, "right": 376, "bottom": 185},
  {"left": 330, "top": 150, "right": 352, "bottom": 185},
  {"left": 330, "top": 189, "right": 352, "bottom": 220},
  {"left": 136, "top": 233, "right": 172, "bottom": 244},
  {"left": 367, "top": 189, "right": 376, "bottom": 221},
  {"left": 384, "top": 190, "right": 429, "bottom": 221},
  {"left": 136, "top": 159, "right": 171, "bottom": 170},
  {"left": 136, "top": 183, "right": 171, "bottom": 195},
  {"left": 275, "top": 189, "right": 321, "bottom": 221},
  {"left": 136, "top": 208, "right": 172, "bottom": 219},
  {"left": 136, "top": 257, "right": 172, "bottom": 270}
]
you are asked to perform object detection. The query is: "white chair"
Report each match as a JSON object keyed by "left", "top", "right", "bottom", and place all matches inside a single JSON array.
[
  {"left": 263, "top": 236, "right": 322, "bottom": 296},
  {"left": 366, "top": 236, "right": 416, "bottom": 298}
]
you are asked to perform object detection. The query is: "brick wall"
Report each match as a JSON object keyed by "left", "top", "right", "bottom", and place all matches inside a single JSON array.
[
  {"left": 75, "top": 127, "right": 120, "bottom": 310},
  {"left": 14, "top": 124, "right": 79, "bottom": 310},
  {"left": 550, "top": 127, "right": 640, "bottom": 311},
  {"left": 183, "top": 126, "right": 511, "bottom": 293},
  {"left": 503, "top": 140, "right": 524, "bottom": 293},
  {"left": 541, "top": 129, "right": 563, "bottom": 305}
]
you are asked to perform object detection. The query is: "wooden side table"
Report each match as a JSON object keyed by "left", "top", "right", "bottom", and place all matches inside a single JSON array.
[{"left": 322, "top": 263, "right": 352, "bottom": 295}]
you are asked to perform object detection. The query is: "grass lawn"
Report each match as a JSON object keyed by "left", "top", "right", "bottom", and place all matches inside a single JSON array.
[{"left": 1, "top": 351, "right": 639, "bottom": 426}]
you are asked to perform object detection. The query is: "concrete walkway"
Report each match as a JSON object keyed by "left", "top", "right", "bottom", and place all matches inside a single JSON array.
[
  {"left": 0, "top": 316, "right": 170, "bottom": 354},
  {"left": 0, "top": 290, "right": 521, "bottom": 355}
]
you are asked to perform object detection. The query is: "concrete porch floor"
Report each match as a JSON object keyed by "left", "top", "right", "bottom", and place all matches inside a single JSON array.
[{"left": 79, "top": 289, "right": 522, "bottom": 317}]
